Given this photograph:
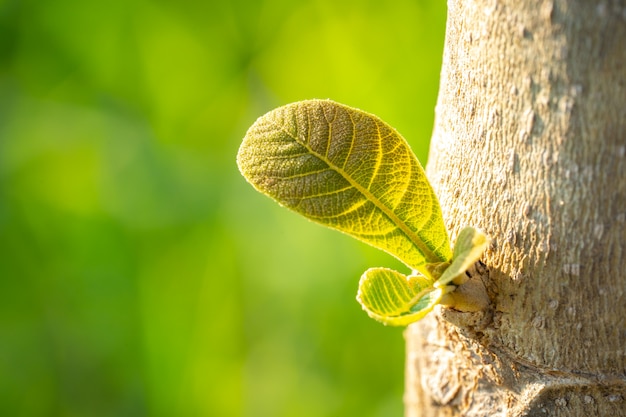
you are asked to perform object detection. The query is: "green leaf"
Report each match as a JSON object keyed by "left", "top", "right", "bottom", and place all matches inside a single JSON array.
[
  {"left": 237, "top": 99, "right": 451, "bottom": 275},
  {"left": 435, "top": 227, "right": 490, "bottom": 287},
  {"left": 356, "top": 267, "right": 445, "bottom": 326}
]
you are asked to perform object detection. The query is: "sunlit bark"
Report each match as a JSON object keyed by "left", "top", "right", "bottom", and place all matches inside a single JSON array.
[{"left": 406, "top": 1, "right": 626, "bottom": 415}]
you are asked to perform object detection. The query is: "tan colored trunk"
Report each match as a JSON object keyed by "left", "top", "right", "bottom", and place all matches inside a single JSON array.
[{"left": 405, "top": 0, "right": 626, "bottom": 415}]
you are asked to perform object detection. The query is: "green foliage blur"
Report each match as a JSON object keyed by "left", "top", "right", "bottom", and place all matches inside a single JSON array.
[{"left": 0, "top": 0, "right": 445, "bottom": 416}]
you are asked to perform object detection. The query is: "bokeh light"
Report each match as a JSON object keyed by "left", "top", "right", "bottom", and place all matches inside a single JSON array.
[{"left": 0, "top": 1, "right": 445, "bottom": 416}]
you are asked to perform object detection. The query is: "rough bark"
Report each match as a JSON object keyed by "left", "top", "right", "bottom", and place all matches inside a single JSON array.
[{"left": 405, "top": 1, "right": 626, "bottom": 416}]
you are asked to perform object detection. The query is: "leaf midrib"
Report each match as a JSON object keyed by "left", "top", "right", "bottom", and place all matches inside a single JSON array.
[{"left": 276, "top": 119, "right": 443, "bottom": 267}]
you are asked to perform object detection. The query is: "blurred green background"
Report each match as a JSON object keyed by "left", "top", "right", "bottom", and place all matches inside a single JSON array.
[{"left": 0, "top": 0, "right": 445, "bottom": 416}]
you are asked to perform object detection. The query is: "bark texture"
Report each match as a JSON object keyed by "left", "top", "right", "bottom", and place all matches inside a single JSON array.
[{"left": 406, "top": 0, "right": 626, "bottom": 415}]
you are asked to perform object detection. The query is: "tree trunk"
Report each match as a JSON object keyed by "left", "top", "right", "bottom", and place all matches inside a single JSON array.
[{"left": 405, "top": 1, "right": 626, "bottom": 416}]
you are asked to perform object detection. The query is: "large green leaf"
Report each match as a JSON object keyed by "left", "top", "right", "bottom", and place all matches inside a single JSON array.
[{"left": 237, "top": 99, "right": 451, "bottom": 274}]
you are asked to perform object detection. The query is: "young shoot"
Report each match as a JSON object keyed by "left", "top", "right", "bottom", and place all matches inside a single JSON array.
[{"left": 237, "top": 99, "right": 489, "bottom": 325}]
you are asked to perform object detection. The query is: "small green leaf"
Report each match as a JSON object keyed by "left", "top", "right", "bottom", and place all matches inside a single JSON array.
[
  {"left": 237, "top": 99, "right": 451, "bottom": 276},
  {"left": 356, "top": 267, "right": 445, "bottom": 326},
  {"left": 435, "top": 227, "right": 490, "bottom": 287}
]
